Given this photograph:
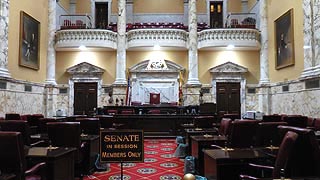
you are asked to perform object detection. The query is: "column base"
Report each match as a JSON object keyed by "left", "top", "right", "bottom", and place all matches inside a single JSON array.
[
  {"left": 186, "top": 79, "right": 201, "bottom": 86},
  {"left": 259, "top": 78, "right": 270, "bottom": 85},
  {"left": 0, "top": 68, "right": 11, "bottom": 78},
  {"left": 113, "top": 78, "right": 127, "bottom": 85},
  {"left": 45, "top": 79, "right": 57, "bottom": 86},
  {"left": 300, "top": 66, "right": 320, "bottom": 80}
]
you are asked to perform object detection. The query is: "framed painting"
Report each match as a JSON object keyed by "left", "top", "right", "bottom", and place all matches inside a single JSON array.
[
  {"left": 275, "top": 9, "right": 294, "bottom": 70},
  {"left": 19, "top": 11, "right": 40, "bottom": 70}
]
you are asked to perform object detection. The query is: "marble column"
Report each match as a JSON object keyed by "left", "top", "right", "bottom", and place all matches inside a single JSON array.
[
  {"left": 300, "top": 0, "right": 320, "bottom": 78},
  {"left": 258, "top": 0, "right": 270, "bottom": 115},
  {"left": 186, "top": 0, "right": 201, "bottom": 85},
  {"left": 0, "top": 0, "right": 11, "bottom": 78},
  {"left": 114, "top": 0, "right": 127, "bottom": 85},
  {"left": 258, "top": 0, "right": 269, "bottom": 85},
  {"left": 45, "top": 0, "right": 57, "bottom": 85}
]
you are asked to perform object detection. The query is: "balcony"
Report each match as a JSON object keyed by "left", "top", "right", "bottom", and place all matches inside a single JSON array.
[
  {"left": 198, "top": 28, "right": 261, "bottom": 50},
  {"left": 126, "top": 29, "right": 188, "bottom": 50},
  {"left": 55, "top": 14, "right": 261, "bottom": 51}
]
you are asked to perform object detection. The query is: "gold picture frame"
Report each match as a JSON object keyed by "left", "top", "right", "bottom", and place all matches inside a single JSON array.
[
  {"left": 275, "top": 9, "right": 294, "bottom": 70},
  {"left": 19, "top": 11, "right": 40, "bottom": 70}
]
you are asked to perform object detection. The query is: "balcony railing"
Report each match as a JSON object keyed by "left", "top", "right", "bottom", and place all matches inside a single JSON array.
[
  {"left": 225, "top": 13, "right": 257, "bottom": 29},
  {"left": 59, "top": 15, "right": 92, "bottom": 29},
  {"left": 198, "top": 28, "right": 261, "bottom": 50},
  {"left": 55, "top": 29, "right": 117, "bottom": 50},
  {"left": 126, "top": 29, "right": 188, "bottom": 49}
]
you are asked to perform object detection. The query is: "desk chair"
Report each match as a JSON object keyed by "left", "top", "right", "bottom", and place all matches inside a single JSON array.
[
  {"left": 277, "top": 125, "right": 320, "bottom": 177},
  {"left": 0, "top": 131, "right": 46, "bottom": 180},
  {"left": 0, "top": 120, "right": 44, "bottom": 147},
  {"left": 47, "top": 122, "right": 89, "bottom": 178},
  {"left": 255, "top": 122, "right": 288, "bottom": 147},
  {"left": 240, "top": 131, "right": 299, "bottom": 179},
  {"left": 228, "top": 120, "right": 259, "bottom": 148}
]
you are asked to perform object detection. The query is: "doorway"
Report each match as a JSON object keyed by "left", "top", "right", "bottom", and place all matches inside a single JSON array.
[
  {"left": 95, "top": 2, "right": 108, "bottom": 28},
  {"left": 209, "top": 1, "right": 224, "bottom": 28},
  {"left": 74, "top": 82, "right": 98, "bottom": 115},
  {"left": 216, "top": 82, "right": 241, "bottom": 118}
]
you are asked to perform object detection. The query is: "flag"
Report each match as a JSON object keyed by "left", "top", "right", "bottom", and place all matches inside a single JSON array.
[
  {"left": 125, "top": 76, "right": 132, "bottom": 106},
  {"left": 178, "top": 71, "right": 183, "bottom": 106}
]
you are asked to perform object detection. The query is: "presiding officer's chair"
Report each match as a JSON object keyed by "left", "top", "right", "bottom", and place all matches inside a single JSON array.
[
  {"left": 0, "top": 131, "right": 46, "bottom": 180},
  {"left": 240, "top": 131, "right": 299, "bottom": 180},
  {"left": 47, "top": 122, "right": 89, "bottom": 178}
]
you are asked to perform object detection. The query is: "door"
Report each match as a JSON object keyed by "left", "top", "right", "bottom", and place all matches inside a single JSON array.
[
  {"left": 74, "top": 82, "right": 97, "bottom": 115},
  {"left": 209, "top": 1, "right": 224, "bottom": 28},
  {"left": 216, "top": 82, "right": 240, "bottom": 118},
  {"left": 95, "top": 2, "right": 108, "bottom": 28}
]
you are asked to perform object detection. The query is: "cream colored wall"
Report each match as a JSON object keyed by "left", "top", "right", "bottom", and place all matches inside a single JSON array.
[
  {"left": 198, "top": 50, "right": 260, "bottom": 84},
  {"left": 228, "top": 0, "right": 242, "bottom": 13},
  {"left": 197, "top": 0, "right": 207, "bottom": 14},
  {"left": 268, "top": 0, "right": 303, "bottom": 82},
  {"left": 111, "top": 0, "right": 118, "bottom": 14},
  {"left": 76, "top": 0, "right": 91, "bottom": 14},
  {"left": 59, "top": 0, "right": 70, "bottom": 12},
  {"left": 56, "top": 51, "right": 117, "bottom": 84},
  {"left": 8, "top": 0, "right": 48, "bottom": 83},
  {"left": 133, "top": 0, "right": 184, "bottom": 14},
  {"left": 248, "top": 0, "right": 257, "bottom": 11}
]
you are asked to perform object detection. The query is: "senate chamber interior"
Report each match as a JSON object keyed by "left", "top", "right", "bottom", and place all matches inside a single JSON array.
[{"left": 0, "top": 0, "right": 320, "bottom": 180}]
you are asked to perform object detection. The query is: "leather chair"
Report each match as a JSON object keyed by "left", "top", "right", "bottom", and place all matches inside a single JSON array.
[
  {"left": 240, "top": 131, "right": 299, "bottom": 179},
  {"left": 5, "top": 113, "right": 21, "bottom": 120},
  {"left": 27, "top": 114, "right": 44, "bottom": 133},
  {"left": 0, "top": 131, "right": 46, "bottom": 180},
  {"left": 38, "top": 118, "right": 59, "bottom": 134},
  {"left": 313, "top": 118, "right": 320, "bottom": 131},
  {"left": 0, "top": 120, "right": 43, "bottom": 146},
  {"left": 262, "top": 114, "right": 282, "bottom": 122},
  {"left": 228, "top": 120, "right": 259, "bottom": 148},
  {"left": 282, "top": 115, "right": 308, "bottom": 128},
  {"left": 221, "top": 113, "right": 240, "bottom": 121},
  {"left": 47, "top": 122, "right": 88, "bottom": 178},
  {"left": 150, "top": 92, "right": 160, "bottom": 104},
  {"left": 75, "top": 117, "right": 100, "bottom": 135},
  {"left": 193, "top": 116, "right": 216, "bottom": 128},
  {"left": 255, "top": 121, "right": 288, "bottom": 147},
  {"left": 218, "top": 118, "right": 232, "bottom": 136},
  {"left": 277, "top": 125, "right": 320, "bottom": 177}
]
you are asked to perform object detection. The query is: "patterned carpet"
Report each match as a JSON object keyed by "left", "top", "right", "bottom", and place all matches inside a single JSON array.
[{"left": 84, "top": 139, "right": 184, "bottom": 180}]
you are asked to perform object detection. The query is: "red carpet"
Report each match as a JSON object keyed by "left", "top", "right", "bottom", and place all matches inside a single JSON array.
[{"left": 85, "top": 139, "right": 184, "bottom": 180}]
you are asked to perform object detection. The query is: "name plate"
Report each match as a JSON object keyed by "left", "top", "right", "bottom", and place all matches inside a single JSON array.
[{"left": 100, "top": 129, "right": 144, "bottom": 162}]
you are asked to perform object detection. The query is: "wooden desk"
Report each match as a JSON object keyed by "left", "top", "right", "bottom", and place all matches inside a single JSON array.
[
  {"left": 185, "top": 128, "right": 218, "bottom": 155},
  {"left": 191, "top": 135, "right": 227, "bottom": 175},
  {"left": 27, "top": 147, "right": 76, "bottom": 180},
  {"left": 81, "top": 134, "right": 99, "bottom": 175},
  {"left": 203, "top": 149, "right": 268, "bottom": 180}
]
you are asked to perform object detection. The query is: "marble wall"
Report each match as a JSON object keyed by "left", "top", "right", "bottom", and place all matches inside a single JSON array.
[
  {"left": 270, "top": 80, "right": 320, "bottom": 117},
  {"left": 0, "top": 79, "right": 46, "bottom": 117}
]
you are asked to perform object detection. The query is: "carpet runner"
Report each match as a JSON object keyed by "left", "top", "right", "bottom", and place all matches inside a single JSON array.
[{"left": 85, "top": 139, "right": 184, "bottom": 180}]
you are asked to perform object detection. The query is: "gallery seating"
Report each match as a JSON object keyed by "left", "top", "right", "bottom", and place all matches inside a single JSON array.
[
  {"left": 240, "top": 131, "right": 299, "bottom": 179},
  {"left": 0, "top": 131, "right": 46, "bottom": 180}
]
